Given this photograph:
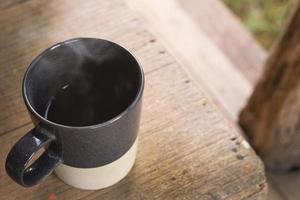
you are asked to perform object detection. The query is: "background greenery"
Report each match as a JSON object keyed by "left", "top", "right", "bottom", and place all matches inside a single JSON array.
[{"left": 224, "top": 0, "right": 297, "bottom": 49}]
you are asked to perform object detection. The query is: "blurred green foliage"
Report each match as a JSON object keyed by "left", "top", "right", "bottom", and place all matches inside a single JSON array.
[{"left": 224, "top": 0, "right": 296, "bottom": 49}]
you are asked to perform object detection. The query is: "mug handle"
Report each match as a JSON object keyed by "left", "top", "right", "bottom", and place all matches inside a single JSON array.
[{"left": 5, "top": 126, "right": 62, "bottom": 187}]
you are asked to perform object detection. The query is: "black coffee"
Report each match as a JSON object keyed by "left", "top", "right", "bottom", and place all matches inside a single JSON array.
[{"left": 44, "top": 63, "right": 139, "bottom": 126}]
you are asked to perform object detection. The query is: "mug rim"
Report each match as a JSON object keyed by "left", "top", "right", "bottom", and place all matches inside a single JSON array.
[{"left": 22, "top": 37, "right": 145, "bottom": 130}]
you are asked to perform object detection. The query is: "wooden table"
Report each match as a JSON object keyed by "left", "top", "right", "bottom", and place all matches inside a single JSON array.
[{"left": 0, "top": 0, "right": 267, "bottom": 199}]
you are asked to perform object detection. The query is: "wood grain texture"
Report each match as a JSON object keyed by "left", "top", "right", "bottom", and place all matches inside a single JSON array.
[
  {"left": 125, "top": 0, "right": 289, "bottom": 199},
  {"left": 131, "top": 0, "right": 300, "bottom": 199},
  {"left": 125, "top": 0, "right": 253, "bottom": 122},
  {"left": 0, "top": 0, "right": 266, "bottom": 199},
  {"left": 176, "top": 0, "right": 266, "bottom": 84},
  {"left": 0, "top": 0, "right": 30, "bottom": 11}
]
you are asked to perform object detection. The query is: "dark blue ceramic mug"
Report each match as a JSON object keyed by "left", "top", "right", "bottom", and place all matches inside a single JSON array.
[{"left": 5, "top": 38, "right": 144, "bottom": 189}]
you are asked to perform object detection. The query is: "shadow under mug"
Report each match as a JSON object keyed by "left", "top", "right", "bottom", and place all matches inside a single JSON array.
[{"left": 5, "top": 38, "right": 144, "bottom": 190}]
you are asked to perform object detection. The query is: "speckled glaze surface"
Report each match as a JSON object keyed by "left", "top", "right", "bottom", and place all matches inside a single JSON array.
[{"left": 55, "top": 138, "right": 138, "bottom": 190}]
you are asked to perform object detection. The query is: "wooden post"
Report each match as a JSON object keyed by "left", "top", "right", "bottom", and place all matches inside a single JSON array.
[{"left": 239, "top": 2, "right": 300, "bottom": 171}]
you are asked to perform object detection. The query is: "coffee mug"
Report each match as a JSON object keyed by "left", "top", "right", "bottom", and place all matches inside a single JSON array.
[{"left": 5, "top": 38, "right": 144, "bottom": 190}]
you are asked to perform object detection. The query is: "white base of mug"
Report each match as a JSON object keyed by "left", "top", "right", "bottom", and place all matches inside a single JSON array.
[{"left": 54, "top": 139, "right": 138, "bottom": 190}]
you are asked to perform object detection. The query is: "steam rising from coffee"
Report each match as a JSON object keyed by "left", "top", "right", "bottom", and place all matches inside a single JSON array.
[{"left": 27, "top": 39, "right": 140, "bottom": 126}]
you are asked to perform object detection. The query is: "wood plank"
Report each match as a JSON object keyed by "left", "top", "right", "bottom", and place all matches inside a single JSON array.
[
  {"left": 0, "top": 51, "right": 267, "bottom": 200},
  {"left": 178, "top": 1, "right": 300, "bottom": 199},
  {"left": 175, "top": 2, "right": 286, "bottom": 199},
  {"left": 125, "top": 0, "right": 300, "bottom": 200},
  {"left": 0, "top": 0, "right": 31, "bottom": 11},
  {"left": 0, "top": 0, "right": 266, "bottom": 199},
  {"left": 125, "top": 0, "right": 287, "bottom": 199},
  {"left": 125, "top": 0, "right": 252, "bottom": 127},
  {"left": 177, "top": 0, "right": 266, "bottom": 84}
]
